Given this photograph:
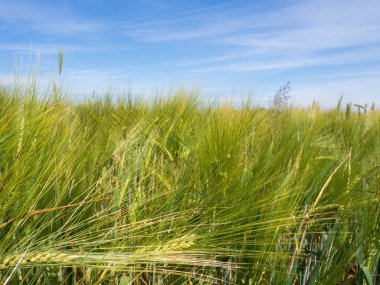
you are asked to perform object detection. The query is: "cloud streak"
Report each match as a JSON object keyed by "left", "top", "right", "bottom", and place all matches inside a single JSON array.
[
  {"left": 112, "top": 0, "right": 380, "bottom": 80},
  {"left": 0, "top": 1, "right": 102, "bottom": 36}
]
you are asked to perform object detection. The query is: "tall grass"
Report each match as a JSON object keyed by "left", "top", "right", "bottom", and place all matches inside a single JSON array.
[{"left": 0, "top": 83, "right": 379, "bottom": 284}]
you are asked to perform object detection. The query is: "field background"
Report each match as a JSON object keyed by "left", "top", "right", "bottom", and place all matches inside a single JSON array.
[{"left": 0, "top": 85, "right": 379, "bottom": 284}]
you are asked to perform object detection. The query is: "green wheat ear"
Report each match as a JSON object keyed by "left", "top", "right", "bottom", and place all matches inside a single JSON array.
[{"left": 58, "top": 49, "right": 63, "bottom": 75}]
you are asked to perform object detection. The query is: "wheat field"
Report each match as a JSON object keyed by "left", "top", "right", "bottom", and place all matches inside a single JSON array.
[{"left": 0, "top": 83, "right": 379, "bottom": 284}]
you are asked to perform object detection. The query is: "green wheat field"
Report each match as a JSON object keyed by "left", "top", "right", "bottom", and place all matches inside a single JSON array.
[{"left": 0, "top": 80, "right": 379, "bottom": 284}]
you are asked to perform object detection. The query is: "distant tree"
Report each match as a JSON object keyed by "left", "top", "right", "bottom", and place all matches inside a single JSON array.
[{"left": 272, "top": 82, "right": 291, "bottom": 111}]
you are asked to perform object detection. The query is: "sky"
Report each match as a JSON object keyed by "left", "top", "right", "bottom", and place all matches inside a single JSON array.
[{"left": 0, "top": 0, "right": 380, "bottom": 107}]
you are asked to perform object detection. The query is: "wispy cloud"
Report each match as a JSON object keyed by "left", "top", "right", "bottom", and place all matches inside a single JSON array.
[
  {"left": 0, "top": 43, "right": 91, "bottom": 55},
  {"left": 120, "top": 0, "right": 380, "bottom": 69},
  {"left": 0, "top": 43, "right": 138, "bottom": 56},
  {"left": 247, "top": 2, "right": 377, "bottom": 61},
  {"left": 0, "top": 1, "right": 102, "bottom": 36},
  {"left": 189, "top": 47, "right": 380, "bottom": 73}
]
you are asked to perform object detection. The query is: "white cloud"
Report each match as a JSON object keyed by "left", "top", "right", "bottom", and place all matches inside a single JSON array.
[
  {"left": 0, "top": 1, "right": 102, "bottom": 36},
  {"left": 116, "top": 0, "right": 380, "bottom": 79},
  {"left": 189, "top": 47, "right": 380, "bottom": 74},
  {"left": 0, "top": 43, "right": 89, "bottom": 55}
]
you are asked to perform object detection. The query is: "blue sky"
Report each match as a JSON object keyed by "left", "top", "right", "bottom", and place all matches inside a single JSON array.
[{"left": 0, "top": 0, "right": 380, "bottom": 106}]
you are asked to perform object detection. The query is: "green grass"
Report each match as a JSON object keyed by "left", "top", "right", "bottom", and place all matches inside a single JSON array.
[{"left": 0, "top": 83, "right": 379, "bottom": 284}]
